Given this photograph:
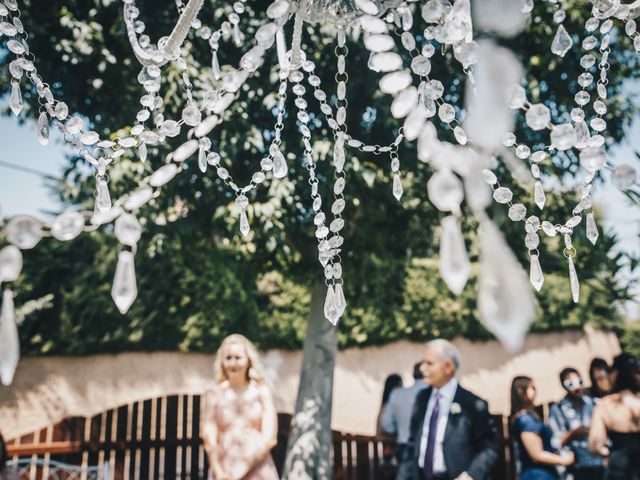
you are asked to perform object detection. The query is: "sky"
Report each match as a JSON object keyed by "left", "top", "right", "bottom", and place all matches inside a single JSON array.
[{"left": 0, "top": 108, "right": 639, "bottom": 318}]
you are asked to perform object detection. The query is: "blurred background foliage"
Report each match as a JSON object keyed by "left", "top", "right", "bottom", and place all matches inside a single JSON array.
[{"left": 0, "top": 0, "right": 638, "bottom": 354}]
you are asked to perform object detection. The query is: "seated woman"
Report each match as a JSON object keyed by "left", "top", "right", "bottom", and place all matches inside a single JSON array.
[
  {"left": 510, "top": 376, "right": 574, "bottom": 480},
  {"left": 201, "top": 334, "right": 279, "bottom": 480},
  {"left": 588, "top": 352, "right": 640, "bottom": 480}
]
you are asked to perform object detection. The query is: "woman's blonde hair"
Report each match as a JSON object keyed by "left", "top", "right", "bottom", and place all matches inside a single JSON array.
[{"left": 213, "top": 334, "right": 266, "bottom": 384}]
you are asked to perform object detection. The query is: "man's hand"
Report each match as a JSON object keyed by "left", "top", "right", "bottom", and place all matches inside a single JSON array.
[{"left": 454, "top": 472, "right": 474, "bottom": 480}]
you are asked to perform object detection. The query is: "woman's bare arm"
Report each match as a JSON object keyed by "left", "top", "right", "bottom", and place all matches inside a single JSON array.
[
  {"left": 588, "top": 403, "right": 610, "bottom": 456},
  {"left": 201, "top": 390, "right": 229, "bottom": 480},
  {"left": 521, "top": 432, "right": 574, "bottom": 466}
]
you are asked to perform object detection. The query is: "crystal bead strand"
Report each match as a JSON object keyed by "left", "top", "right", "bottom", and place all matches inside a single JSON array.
[
  {"left": 334, "top": 26, "right": 348, "bottom": 130},
  {"left": 624, "top": 11, "right": 639, "bottom": 52},
  {"left": 590, "top": 21, "right": 611, "bottom": 142},
  {"left": 389, "top": 21, "right": 471, "bottom": 147},
  {"left": 325, "top": 29, "right": 348, "bottom": 314},
  {"left": 291, "top": 67, "right": 344, "bottom": 324},
  {"left": 0, "top": 0, "right": 263, "bottom": 178}
]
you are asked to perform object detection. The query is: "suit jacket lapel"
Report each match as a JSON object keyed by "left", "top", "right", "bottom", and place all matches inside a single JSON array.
[
  {"left": 417, "top": 386, "right": 433, "bottom": 430},
  {"left": 443, "top": 385, "right": 464, "bottom": 445},
  {"left": 413, "top": 386, "right": 432, "bottom": 447}
]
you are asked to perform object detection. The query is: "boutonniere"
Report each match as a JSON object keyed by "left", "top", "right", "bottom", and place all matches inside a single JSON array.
[{"left": 450, "top": 402, "right": 462, "bottom": 415}]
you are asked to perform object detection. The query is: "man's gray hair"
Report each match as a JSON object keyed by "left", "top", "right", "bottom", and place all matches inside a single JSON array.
[{"left": 427, "top": 339, "right": 461, "bottom": 372}]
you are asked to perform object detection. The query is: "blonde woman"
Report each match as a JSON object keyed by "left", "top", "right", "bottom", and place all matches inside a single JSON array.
[{"left": 201, "top": 334, "right": 279, "bottom": 480}]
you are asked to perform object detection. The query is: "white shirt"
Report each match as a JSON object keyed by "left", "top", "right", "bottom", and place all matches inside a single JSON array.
[{"left": 418, "top": 378, "right": 459, "bottom": 474}]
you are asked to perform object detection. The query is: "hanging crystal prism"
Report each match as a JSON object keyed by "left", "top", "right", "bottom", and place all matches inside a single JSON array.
[
  {"left": 211, "top": 50, "right": 221, "bottom": 80},
  {"left": 111, "top": 251, "right": 137, "bottom": 315},
  {"left": 96, "top": 179, "right": 112, "bottom": 212},
  {"left": 534, "top": 181, "right": 546, "bottom": 209},
  {"left": 10, "top": 81, "right": 23, "bottom": 116},
  {"left": 568, "top": 255, "right": 580, "bottom": 303},
  {"left": 334, "top": 283, "right": 346, "bottom": 317},
  {"left": 239, "top": 209, "right": 250, "bottom": 237},
  {"left": 477, "top": 217, "right": 536, "bottom": 352},
  {"left": 0, "top": 289, "right": 19, "bottom": 386},
  {"left": 37, "top": 111, "right": 49, "bottom": 145},
  {"left": 272, "top": 147, "right": 288, "bottom": 179},
  {"left": 198, "top": 144, "right": 208, "bottom": 173},
  {"left": 529, "top": 254, "right": 544, "bottom": 292},
  {"left": 586, "top": 212, "right": 599, "bottom": 245},
  {"left": 439, "top": 216, "right": 470, "bottom": 295},
  {"left": 139, "top": 142, "right": 148, "bottom": 162},
  {"left": 324, "top": 284, "right": 340, "bottom": 325},
  {"left": 575, "top": 120, "right": 590, "bottom": 149},
  {"left": 334, "top": 133, "right": 346, "bottom": 173},
  {"left": 233, "top": 23, "right": 242, "bottom": 47},
  {"left": 392, "top": 174, "right": 403, "bottom": 201},
  {"left": 551, "top": 24, "right": 573, "bottom": 57}
]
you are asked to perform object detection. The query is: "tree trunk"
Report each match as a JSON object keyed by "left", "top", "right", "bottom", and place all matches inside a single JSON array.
[{"left": 281, "top": 282, "right": 337, "bottom": 480}]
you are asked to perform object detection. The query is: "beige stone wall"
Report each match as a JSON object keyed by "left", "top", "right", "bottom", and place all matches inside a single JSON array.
[{"left": 0, "top": 328, "right": 620, "bottom": 439}]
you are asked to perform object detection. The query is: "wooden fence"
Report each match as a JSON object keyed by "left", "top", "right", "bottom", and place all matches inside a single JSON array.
[{"left": 6, "top": 394, "right": 543, "bottom": 479}]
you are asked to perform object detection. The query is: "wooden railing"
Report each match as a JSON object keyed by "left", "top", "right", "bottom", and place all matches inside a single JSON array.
[{"left": 7, "top": 394, "right": 544, "bottom": 479}]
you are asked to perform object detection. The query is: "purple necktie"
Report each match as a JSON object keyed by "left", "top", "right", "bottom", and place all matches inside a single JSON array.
[{"left": 423, "top": 392, "right": 441, "bottom": 480}]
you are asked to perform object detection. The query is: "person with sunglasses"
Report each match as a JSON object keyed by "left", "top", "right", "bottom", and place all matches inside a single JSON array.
[{"left": 549, "top": 368, "right": 604, "bottom": 480}]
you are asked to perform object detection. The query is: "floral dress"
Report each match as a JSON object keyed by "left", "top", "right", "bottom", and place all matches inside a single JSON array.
[{"left": 203, "top": 382, "right": 279, "bottom": 480}]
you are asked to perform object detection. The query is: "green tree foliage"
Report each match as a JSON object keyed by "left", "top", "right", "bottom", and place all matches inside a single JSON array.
[{"left": 1, "top": 0, "right": 638, "bottom": 354}]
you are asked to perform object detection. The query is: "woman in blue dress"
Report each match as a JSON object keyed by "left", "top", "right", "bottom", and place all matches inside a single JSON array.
[{"left": 510, "top": 376, "right": 575, "bottom": 480}]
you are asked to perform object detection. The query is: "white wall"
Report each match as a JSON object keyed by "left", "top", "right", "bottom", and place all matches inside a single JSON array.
[{"left": 0, "top": 328, "right": 620, "bottom": 439}]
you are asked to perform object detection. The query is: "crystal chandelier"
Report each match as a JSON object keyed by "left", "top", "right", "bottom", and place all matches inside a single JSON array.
[{"left": 1, "top": 0, "right": 639, "bottom": 385}]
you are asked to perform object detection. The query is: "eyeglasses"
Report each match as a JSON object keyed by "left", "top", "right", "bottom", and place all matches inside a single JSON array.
[{"left": 563, "top": 379, "right": 584, "bottom": 390}]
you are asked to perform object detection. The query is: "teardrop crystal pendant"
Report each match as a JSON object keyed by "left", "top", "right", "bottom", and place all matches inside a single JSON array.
[
  {"left": 139, "top": 142, "right": 148, "bottom": 162},
  {"left": 392, "top": 174, "right": 403, "bottom": 201},
  {"left": 96, "top": 179, "right": 112, "bottom": 212},
  {"left": 0, "top": 289, "right": 19, "bottom": 386},
  {"left": 529, "top": 254, "right": 544, "bottom": 292},
  {"left": 439, "top": 216, "right": 470, "bottom": 295},
  {"left": 334, "top": 282, "right": 347, "bottom": 317},
  {"left": 233, "top": 22, "right": 242, "bottom": 47},
  {"left": 111, "top": 251, "right": 138, "bottom": 315},
  {"left": 10, "top": 81, "right": 23, "bottom": 116},
  {"left": 477, "top": 217, "right": 536, "bottom": 353},
  {"left": 324, "top": 284, "right": 340, "bottom": 325},
  {"left": 567, "top": 255, "right": 580, "bottom": 303},
  {"left": 586, "top": 212, "right": 599, "bottom": 245},
  {"left": 239, "top": 209, "right": 250, "bottom": 237},
  {"left": 198, "top": 145, "right": 208, "bottom": 173},
  {"left": 37, "top": 111, "right": 49, "bottom": 145},
  {"left": 534, "top": 181, "right": 546, "bottom": 209},
  {"left": 211, "top": 50, "right": 221, "bottom": 80},
  {"left": 272, "top": 150, "right": 288, "bottom": 179}
]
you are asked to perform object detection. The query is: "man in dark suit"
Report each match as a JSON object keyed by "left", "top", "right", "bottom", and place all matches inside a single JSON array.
[{"left": 399, "top": 339, "right": 501, "bottom": 480}]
